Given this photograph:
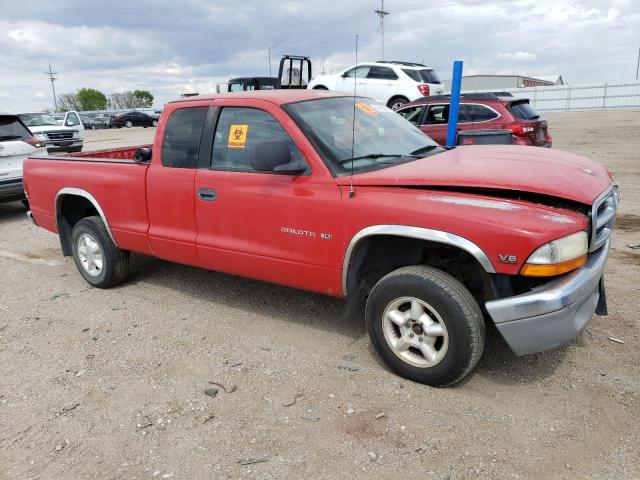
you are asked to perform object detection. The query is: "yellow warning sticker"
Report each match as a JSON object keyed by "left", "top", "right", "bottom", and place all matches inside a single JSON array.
[
  {"left": 355, "top": 102, "right": 378, "bottom": 116},
  {"left": 228, "top": 124, "right": 249, "bottom": 148}
]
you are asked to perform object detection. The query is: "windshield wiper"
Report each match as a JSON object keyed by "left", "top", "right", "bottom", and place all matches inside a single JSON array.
[
  {"left": 339, "top": 153, "right": 404, "bottom": 164},
  {"left": 409, "top": 145, "right": 440, "bottom": 156}
]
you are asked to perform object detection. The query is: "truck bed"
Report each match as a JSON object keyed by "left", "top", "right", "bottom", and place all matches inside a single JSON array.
[
  {"left": 43, "top": 144, "right": 152, "bottom": 163},
  {"left": 24, "top": 145, "right": 153, "bottom": 255}
]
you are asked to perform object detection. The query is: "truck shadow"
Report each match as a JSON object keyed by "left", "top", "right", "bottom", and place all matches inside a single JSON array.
[
  {"left": 127, "top": 253, "right": 569, "bottom": 385},
  {"left": 127, "top": 253, "right": 363, "bottom": 341},
  {"left": 0, "top": 201, "right": 28, "bottom": 224}
]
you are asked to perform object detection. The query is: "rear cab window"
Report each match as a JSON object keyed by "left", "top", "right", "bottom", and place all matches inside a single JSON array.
[
  {"left": 0, "top": 115, "right": 31, "bottom": 142},
  {"left": 161, "top": 107, "right": 208, "bottom": 168},
  {"left": 509, "top": 101, "right": 540, "bottom": 120},
  {"left": 211, "top": 107, "right": 306, "bottom": 173}
]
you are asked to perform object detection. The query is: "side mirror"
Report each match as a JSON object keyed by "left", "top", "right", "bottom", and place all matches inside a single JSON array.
[
  {"left": 133, "top": 147, "right": 152, "bottom": 163},
  {"left": 250, "top": 140, "right": 305, "bottom": 174},
  {"left": 66, "top": 121, "right": 74, "bottom": 126}
]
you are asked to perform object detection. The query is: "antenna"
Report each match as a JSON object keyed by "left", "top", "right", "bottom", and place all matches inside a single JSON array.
[
  {"left": 349, "top": 34, "right": 358, "bottom": 199},
  {"left": 375, "top": 0, "right": 390, "bottom": 61},
  {"left": 44, "top": 64, "right": 58, "bottom": 111}
]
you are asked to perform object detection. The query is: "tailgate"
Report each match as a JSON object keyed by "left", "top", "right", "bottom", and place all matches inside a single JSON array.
[{"left": 0, "top": 140, "right": 31, "bottom": 180}]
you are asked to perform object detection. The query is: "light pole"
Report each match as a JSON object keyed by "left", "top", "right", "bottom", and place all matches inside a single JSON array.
[{"left": 268, "top": 40, "right": 284, "bottom": 77}]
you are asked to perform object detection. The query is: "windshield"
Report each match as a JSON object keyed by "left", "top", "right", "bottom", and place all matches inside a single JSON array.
[
  {"left": 18, "top": 113, "right": 60, "bottom": 127},
  {"left": 283, "top": 97, "right": 442, "bottom": 175}
]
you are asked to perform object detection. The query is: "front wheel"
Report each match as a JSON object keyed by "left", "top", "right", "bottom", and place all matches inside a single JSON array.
[
  {"left": 365, "top": 265, "right": 485, "bottom": 387},
  {"left": 152, "top": 120, "right": 158, "bottom": 127},
  {"left": 125, "top": 120, "right": 133, "bottom": 128},
  {"left": 71, "top": 216, "right": 129, "bottom": 288}
]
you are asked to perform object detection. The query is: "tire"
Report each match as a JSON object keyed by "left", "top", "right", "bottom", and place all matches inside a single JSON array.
[
  {"left": 91, "top": 124, "right": 96, "bottom": 130},
  {"left": 365, "top": 265, "right": 485, "bottom": 387},
  {"left": 70, "top": 216, "right": 129, "bottom": 288},
  {"left": 125, "top": 120, "right": 133, "bottom": 128},
  {"left": 387, "top": 96, "right": 409, "bottom": 111},
  {"left": 313, "top": 85, "right": 328, "bottom": 90},
  {"left": 21, "top": 199, "right": 29, "bottom": 209},
  {"left": 152, "top": 120, "right": 158, "bottom": 127}
]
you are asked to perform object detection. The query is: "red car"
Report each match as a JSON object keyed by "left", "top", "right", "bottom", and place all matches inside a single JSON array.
[
  {"left": 396, "top": 93, "right": 552, "bottom": 147},
  {"left": 24, "top": 91, "right": 616, "bottom": 386}
]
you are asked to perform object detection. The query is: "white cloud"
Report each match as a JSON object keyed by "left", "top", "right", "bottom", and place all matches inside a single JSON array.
[{"left": 497, "top": 51, "right": 538, "bottom": 62}]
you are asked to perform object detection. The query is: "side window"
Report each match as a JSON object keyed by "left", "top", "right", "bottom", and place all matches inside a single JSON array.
[
  {"left": 367, "top": 66, "right": 398, "bottom": 80},
  {"left": 66, "top": 112, "right": 80, "bottom": 126},
  {"left": 343, "top": 66, "right": 371, "bottom": 78},
  {"left": 465, "top": 104, "right": 499, "bottom": 122},
  {"left": 397, "top": 106, "right": 423, "bottom": 125},
  {"left": 211, "top": 107, "right": 306, "bottom": 173},
  {"left": 424, "top": 104, "right": 466, "bottom": 125},
  {"left": 161, "top": 107, "right": 208, "bottom": 168}
]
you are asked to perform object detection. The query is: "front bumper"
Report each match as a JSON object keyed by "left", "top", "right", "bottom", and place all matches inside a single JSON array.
[
  {"left": 485, "top": 241, "right": 609, "bottom": 355},
  {"left": 46, "top": 140, "right": 83, "bottom": 152},
  {"left": 0, "top": 177, "right": 25, "bottom": 201}
]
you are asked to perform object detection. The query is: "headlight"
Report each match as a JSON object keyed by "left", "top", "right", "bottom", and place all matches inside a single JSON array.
[
  {"left": 520, "top": 231, "right": 588, "bottom": 277},
  {"left": 72, "top": 131, "right": 80, "bottom": 139},
  {"left": 34, "top": 133, "right": 48, "bottom": 141}
]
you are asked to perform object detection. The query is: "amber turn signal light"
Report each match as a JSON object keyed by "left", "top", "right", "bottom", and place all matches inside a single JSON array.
[{"left": 520, "top": 254, "right": 587, "bottom": 277}]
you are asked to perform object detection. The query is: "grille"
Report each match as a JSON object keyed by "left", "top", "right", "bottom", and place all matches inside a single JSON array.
[
  {"left": 589, "top": 185, "right": 619, "bottom": 252},
  {"left": 46, "top": 130, "right": 74, "bottom": 140}
]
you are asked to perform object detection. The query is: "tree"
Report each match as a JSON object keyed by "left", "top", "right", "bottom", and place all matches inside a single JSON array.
[
  {"left": 76, "top": 88, "right": 107, "bottom": 111},
  {"left": 57, "top": 93, "right": 80, "bottom": 112},
  {"left": 133, "top": 90, "right": 154, "bottom": 107}
]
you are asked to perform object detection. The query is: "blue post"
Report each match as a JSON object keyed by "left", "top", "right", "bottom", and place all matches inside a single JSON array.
[{"left": 446, "top": 60, "right": 463, "bottom": 147}]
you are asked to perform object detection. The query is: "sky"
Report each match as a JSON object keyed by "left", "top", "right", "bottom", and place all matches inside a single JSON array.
[{"left": 1, "top": 0, "right": 638, "bottom": 111}]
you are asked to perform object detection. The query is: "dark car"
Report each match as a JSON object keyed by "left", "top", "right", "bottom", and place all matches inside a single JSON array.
[
  {"left": 396, "top": 93, "right": 552, "bottom": 147},
  {"left": 80, "top": 114, "right": 106, "bottom": 130},
  {"left": 110, "top": 111, "right": 158, "bottom": 128}
]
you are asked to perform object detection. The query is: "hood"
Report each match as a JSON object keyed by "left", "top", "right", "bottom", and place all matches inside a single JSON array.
[
  {"left": 337, "top": 145, "right": 611, "bottom": 205},
  {"left": 28, "top": 125, "right": 76, "bottom": 133}
]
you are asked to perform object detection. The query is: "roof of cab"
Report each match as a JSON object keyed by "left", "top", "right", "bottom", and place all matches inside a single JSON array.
[{"left": 168, "top": 89, "right": 348, "bottom": 106}]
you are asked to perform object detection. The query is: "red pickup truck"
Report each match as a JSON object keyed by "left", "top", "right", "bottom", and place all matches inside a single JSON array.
[{"left": 23, "top": 90, "right": 618, "bottom": 386}]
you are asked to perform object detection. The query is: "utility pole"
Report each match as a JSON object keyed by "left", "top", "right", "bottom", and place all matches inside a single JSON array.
[
  {"left": 44, "top": 64, "right": 58, "bottom": 111},
  {"left": 268, "top": 40, "right": 284, "bottom": 77},
  {"left": 375, "top": 0, "right": 389, "bottom": 61}
]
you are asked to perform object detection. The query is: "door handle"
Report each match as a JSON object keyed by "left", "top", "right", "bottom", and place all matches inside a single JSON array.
[{"left": 197, "top": 188, "right": 217, "bottom": 201}]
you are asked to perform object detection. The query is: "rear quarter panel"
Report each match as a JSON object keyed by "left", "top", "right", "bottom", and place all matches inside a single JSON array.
[{"left": 24, "top": 157, "right": 151, "bottom": 253}]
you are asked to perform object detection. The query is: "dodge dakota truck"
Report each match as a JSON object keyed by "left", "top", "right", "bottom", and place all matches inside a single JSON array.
[{"left": 23, "top": 90, "right": 618, "bottom": 386}]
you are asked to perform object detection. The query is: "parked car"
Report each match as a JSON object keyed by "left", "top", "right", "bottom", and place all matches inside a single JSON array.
[
  {"left": 0, "top": 113, "right": 47, "bottom": 205},
  {"left": 80, "top": 114, "right": 107, "bottom": 130},
  {"left": 89, "top": 113, "right": 114, "bottom": 128},
  {"left": 308, "top": 60, "right": 445, "bottom": 110},
  {"left": 17, "top": 111, "right": 84, "bottom": 153},
  {"left": 110, "top": 111, "right": 158, "bottom": 128},
  {"left": 24, "top": 90, "right": 617, "bottom": 387},
  {"left": 396, "top": 93, "right": 552, "bottom": 147}
]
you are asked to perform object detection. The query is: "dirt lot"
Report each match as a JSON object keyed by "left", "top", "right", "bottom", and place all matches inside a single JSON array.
[{"left": 1, "top": 112, "right": 639, "bottom": 480}]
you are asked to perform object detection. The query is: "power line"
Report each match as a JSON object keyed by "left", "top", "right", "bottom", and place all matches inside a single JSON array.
[
  {"left": 375, "top": 0, "right": 390, "bottom": 61},
  {"left": 44, "top": 64, "right": 58, "bottom": 112}
]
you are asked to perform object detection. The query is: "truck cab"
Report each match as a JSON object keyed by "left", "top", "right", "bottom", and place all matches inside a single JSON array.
[{"left": 23, "top": 90, "right": 618, "bottom": 387}]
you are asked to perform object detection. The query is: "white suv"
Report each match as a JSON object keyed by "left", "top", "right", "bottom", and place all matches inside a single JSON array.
[
  {"left": 308, "top": 61, "right": 445, "bottom": 110},
  {"left": 0, "top": 113, "right": 47, "bottom": 205}
]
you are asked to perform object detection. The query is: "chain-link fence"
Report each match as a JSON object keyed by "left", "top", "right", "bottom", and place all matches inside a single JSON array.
[{"left": 469, "top": 82, "right": 640, "bottom": 112}]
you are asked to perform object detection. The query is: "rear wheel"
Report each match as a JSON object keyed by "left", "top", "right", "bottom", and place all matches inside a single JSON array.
[
  {"left": 125, "top": 120, "right": 133, "bottom": 128},
  {"left": 152, "top": 120, "right": 158, "bottom": 127},
  {"left": 71, "top": 216, "right": 129, "bottom": 288},
  {"left": 387, "top": 96, "right": 409, "bottom": 110},
  {"left": 365, "top": 265, "right": 485, "bottom": 387}
]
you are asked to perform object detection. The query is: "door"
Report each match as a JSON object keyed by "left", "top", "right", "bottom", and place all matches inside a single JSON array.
[
  {"left": 336, "top": 65, "right": 370, "bottom": 96},
  {"left": 194, "top": 104, "right": 343, "bottom": 295},
  {"left": 65, "top": 111, "right": 85, "bottom": 137},
  {"left": 146, "top": 105, "right": 209, "bottom": 265},
  {"left": 363, "top": 65, "right": 398, "bottom": 104}
]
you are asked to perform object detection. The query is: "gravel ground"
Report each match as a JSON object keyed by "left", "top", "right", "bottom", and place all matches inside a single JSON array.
[{"left": 1, "top": 112, "right": 639, "bottom": 480}]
